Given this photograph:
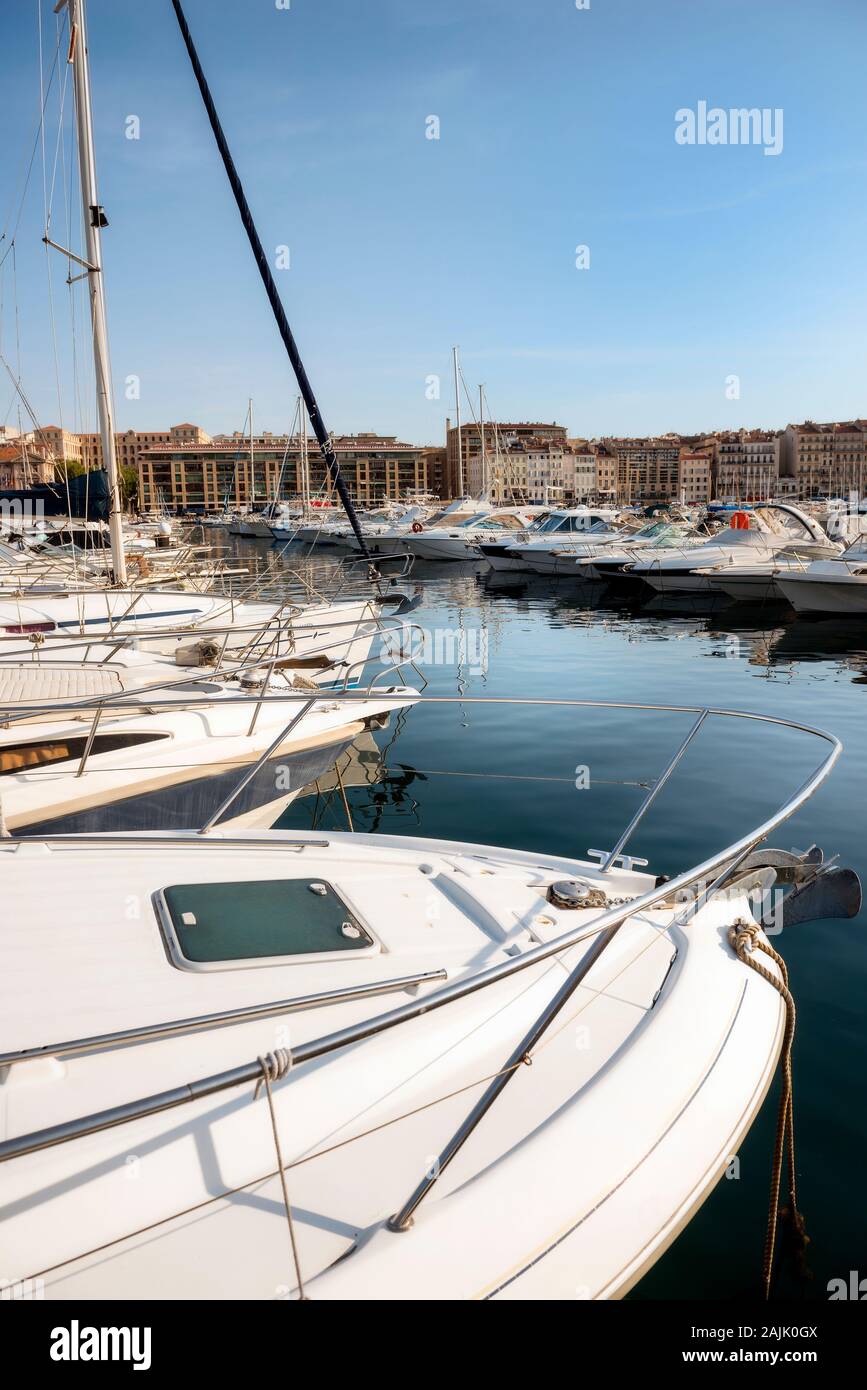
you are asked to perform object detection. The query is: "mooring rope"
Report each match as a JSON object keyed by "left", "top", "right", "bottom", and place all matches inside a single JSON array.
[
  {"left": 727, "top": 918, "right": 807, "bottom": 1300},
  {"left": 256, "top": 1050, "right": 306, "bottom": 1300}
]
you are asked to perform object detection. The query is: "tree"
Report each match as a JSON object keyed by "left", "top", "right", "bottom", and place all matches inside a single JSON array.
[
  {"left": 120, "top": 464, "right": 139, "bottom": 509},
  {"left": 59, "top": 459, "right": 87, "bottom": 479}
]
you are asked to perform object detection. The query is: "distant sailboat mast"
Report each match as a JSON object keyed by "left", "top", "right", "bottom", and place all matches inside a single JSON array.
[
  {"left": 301, "top": 398, "right": 311, "bottom": 512},
  {"left": 452, "top": 346, "right": 464, "bottom": 497},
  {"left": 248, "top": 397, "right": 255, "bottom": 511},
  {"left": 479, "top": 385, "right": 487, "bottom": 500}
]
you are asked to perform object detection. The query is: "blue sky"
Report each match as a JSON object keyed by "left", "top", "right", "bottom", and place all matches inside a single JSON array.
[{"left": 1, "top": 0, "right": 866, "bottom": 445}]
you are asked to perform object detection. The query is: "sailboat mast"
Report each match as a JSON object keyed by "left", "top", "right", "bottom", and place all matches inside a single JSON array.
[
  {"left": 66, "top": 0, "right": 127, "bottom": 585},
  {"left": 479, "top": 384, "right": 486, "bottom": 500},
  {"left": 300, "top": 397, "right": 310, "bottom": 512},
  {"left": 170, "top": 0, "right": 371, "bottom": 561},
  {"left": 452, "top": 346, "right": 463, "bottom": 497}
]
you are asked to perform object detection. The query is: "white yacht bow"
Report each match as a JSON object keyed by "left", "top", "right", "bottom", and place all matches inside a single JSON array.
[
  {"left": 0, "top": 699, "right": 852, "bottom": 1300},
  {"left": 773, "top": 538, "right": 867, "bottom": 613}
]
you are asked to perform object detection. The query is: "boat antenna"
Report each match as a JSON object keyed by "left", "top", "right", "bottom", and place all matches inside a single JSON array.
[{"left": 170, "top": 0, "right": 371, "bottom": 562}]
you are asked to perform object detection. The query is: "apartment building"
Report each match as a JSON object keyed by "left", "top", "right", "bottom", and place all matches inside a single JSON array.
[
  {"left": 565, "top": 444, "right": 597, "bottom": 504},
  {"left": 781, "top": 421, "right": 867, "bottom": 498},
  {"left": 36, "top": 423, "right": 211, "bottom": 474},
  {"left": 0, "top": 445, "right": 56, "bottom": 489},
  {"left": 707, "top": 429, "right": 780, "bottom": 500},
  {"left": 602, "top": 436, "right": 682, "bottom": 504},
  {"left": 139, "top": 433, "right": 429, "bottom": 512},
  {"left": 677, "top": 448, "right": 712, "bottom": 505},
  {"left": 420, "top": 446, "right": 447, "bottom": 499},
  {"left": 523, "top": 443, "right": 570, "bottom": 503},
  {"left": 37, "top": 427, "right": 84, "bottom": 468},
  {"left": 594, "top": 444, "right": 618, "bottom": 498},
  {"left": 445, "top": 421, "right": 568, "bottom": 498}
]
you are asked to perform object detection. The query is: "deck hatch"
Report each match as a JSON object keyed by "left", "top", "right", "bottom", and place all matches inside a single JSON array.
[{"left": 157, "top": 879, "right": 375, "bottom": 970}]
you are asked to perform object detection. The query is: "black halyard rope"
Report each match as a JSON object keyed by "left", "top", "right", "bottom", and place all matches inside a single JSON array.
[{"left": 169, "top": 0, "right": 373, "bottom": 565}]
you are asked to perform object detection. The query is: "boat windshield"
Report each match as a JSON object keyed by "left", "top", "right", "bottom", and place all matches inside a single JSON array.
[
  {"left": 536, "top": 513, "right": 605, "bottom": 534},
  {"left": 640, "top": 523, "right": 692, "bottom": 547},
  {"left": 755, "top": 506, "right": 815, "bottom": 539},
  {"left": 464, "top": 514, "right": 526, "bottom": 532},
  {"left": 631, "top": 519, "right": 674, "bottom": 540}
]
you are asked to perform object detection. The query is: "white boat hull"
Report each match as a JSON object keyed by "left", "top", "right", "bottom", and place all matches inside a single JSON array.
[
  {"left": 0, "top": 675, "right": 415, "bottom": 834},
  {"left": 634, "top": 568, "right": 718, "bottom": 594},
  {"left": 524, "top": 548, "right": 601, "bottom": 576},
  {"left": 709, "top": 572, "right": 785, "bottom": 603},
  {"left": 0, "top": 829, "right": 784, "bottom": 1300},
  {"left": 775, "top": 575, "right": 867, "bottom": 614}
]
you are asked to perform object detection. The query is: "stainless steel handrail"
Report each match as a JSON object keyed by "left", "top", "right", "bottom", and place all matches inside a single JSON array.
[
  {"left": 0, "top": 614, "right": 413, "bottom": 697},
  {"left": 0, "top": 652, "right": 417, "bottom": 726},
  {"left": 0, "top": 607, "right": 396, "bottom": 656},
  {"left": 0, "top": 698, "right": 841, "bottom": 1164},
  {"left": 198, "top": 697, "right": 316, "bottom": 832},
  {"left": 389, "top": 839, "right": 757, "bottom": 1230},
  {"left": 599, "top": 709, "right": 708, "bottom": 871},
  {"left": 0, "top": 968, "right": 448, "bottom": 1069}
]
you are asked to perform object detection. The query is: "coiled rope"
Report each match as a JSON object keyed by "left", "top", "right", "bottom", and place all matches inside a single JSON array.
[{"left": 727, "top": 919, "right": 809, "bottom": 1299}]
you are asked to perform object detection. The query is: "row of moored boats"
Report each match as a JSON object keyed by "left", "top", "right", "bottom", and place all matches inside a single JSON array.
[{"left": 220, "top": 495, "right": 867, "bottom": 613}]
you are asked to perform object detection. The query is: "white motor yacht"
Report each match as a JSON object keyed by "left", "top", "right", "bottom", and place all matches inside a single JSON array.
[
  {"left": 700, "top": 549, "right": 842, "bottom": 605},
  {"left": 324, "top": 505, "right": 436, "bottom": 555},
  {"left": 477, "top": 508, "right": 622, "bottom": 573},
  {"left": 343, "top": 497, "right": 494, "bottom": 561},
  {"left": 0, "top": 649, "right": 417, "bottom": 834},
  {"left": 578, "top": 521, "right": 707, "bottom": 582},
  {"left": 0, "top": 590, "right": 387, "bottom": 688},
  {"left": 265, "top": 505, "right": 303, "bottom": 539},
  {"left": 774, "top": 537, "right": 867, "bottom": 614},
  {"left": 0, "top": 699, "right": 854, "bottom": 1300},
  {"left": 229, "top": 514, "right": 275, "bottom": 539},
  {"left": 628, "top": 504, "right": 836, "bottom": 594},
  {"left": 397, "top": 506, "right": 545, "bottom": 562}
]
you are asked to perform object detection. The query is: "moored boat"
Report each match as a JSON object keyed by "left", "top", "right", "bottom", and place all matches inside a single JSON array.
[{"left": 0, "top": 697, "right": 856, "bottom": 1299}]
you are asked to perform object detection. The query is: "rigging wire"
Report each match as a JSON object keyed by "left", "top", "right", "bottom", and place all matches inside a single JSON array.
[{"left": 0, "top": 5, "right": 66, "bottom": 270}]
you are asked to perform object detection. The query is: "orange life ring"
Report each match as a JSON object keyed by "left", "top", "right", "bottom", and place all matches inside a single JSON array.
[
  {"left": 730, "top": 510, "right": 750, "bottom": 530},
  {"left": 411, "top": 521, "right": 424, "bottom": 533}
]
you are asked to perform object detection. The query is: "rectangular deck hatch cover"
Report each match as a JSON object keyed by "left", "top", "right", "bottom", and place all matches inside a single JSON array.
[{"left": 160, "top": 879, "right": 373, "bottom": 964}]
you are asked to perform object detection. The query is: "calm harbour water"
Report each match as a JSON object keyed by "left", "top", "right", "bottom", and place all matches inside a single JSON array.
[{"left": 227, "top": 535, "right": 867, "bottom": 1299}]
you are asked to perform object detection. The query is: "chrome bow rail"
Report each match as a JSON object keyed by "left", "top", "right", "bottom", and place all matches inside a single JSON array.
[{"left": 0, "top": 697, "right": 841, "bottom": 1191}]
